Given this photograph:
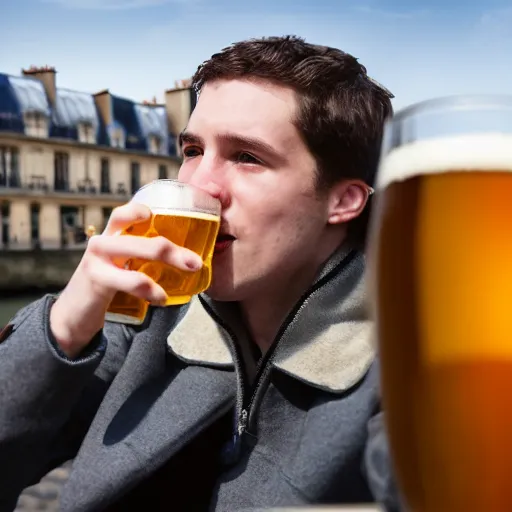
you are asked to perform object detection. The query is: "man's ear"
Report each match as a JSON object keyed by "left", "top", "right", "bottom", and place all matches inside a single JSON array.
[{"left": 327, "top": 179, "right": 371, "bottom": 225}]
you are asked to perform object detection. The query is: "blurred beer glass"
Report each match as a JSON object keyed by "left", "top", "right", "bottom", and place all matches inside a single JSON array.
[
  {"left": 368, "top": 95, "right": 512, "bottom": 511},
  {"left": 105, "top": 179, "right": 221, "bottom": 325}
]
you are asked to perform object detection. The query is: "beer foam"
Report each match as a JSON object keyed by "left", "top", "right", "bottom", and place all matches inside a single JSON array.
[
  {"left": 377, "top": 133, "right": 512, "bottom": 190},
  {"left": 149, "top": 208, "right": 219, "bottom": 222}
]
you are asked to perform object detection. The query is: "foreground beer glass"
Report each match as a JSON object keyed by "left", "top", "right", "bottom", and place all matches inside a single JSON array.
[
  {"left": 368, "top": 95, "right": 512, "bottom": 511},
  {"left": 105, "top": 179, "right": 221, "bottom": 325}
]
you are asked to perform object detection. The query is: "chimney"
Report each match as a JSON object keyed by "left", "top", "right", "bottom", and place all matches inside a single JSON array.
[
  {"left": 93, "top": 89, "right": 113, "bottom": 126},
  {"left": 165, "top": 79, "right": 196, "bottom": 143},
  {"left": 142, "top": 96, "right": 162, "bottom": 106},
  {"left": 22, "top": 65, "right": 57, "bottom": 107}
]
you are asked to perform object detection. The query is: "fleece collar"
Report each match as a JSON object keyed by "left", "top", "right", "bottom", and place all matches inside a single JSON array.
[{"left": 167, "top": 246, "right": 375, "bottom": 393}]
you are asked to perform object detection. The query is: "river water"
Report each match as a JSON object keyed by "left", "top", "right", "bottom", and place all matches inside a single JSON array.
[{"left": 0, "top": 294, "right": 46, "bottom": 326}]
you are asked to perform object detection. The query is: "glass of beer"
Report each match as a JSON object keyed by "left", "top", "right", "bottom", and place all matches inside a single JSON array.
[
  {"left": 368, "top": 95, "right": 512, "bottom": 511},
  {"left": 105, "top": 179, "right": 221, "bottom": 325}
]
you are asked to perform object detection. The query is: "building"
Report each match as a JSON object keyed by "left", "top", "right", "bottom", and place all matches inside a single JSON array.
[{"left": 0, "top": 67, "right": 195, "bottom": 250}]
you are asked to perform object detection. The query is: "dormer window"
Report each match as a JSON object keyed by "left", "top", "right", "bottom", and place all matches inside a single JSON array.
[
  {"left": 78, "top": 122, "right": 96, "bottom": 144},
  {"left": 24, "top": 112, "right": 48, "bottom": 138},
  {"left": 109, "top": 127, "right": 125, "bottom": 149},
  {"left": 148, "top": 134, "right": 162, "bottom": 155}
]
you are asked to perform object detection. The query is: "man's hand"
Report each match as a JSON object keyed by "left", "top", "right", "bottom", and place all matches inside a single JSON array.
[{"left": 49, "top": 202, "right": 203, "bottom": 358}]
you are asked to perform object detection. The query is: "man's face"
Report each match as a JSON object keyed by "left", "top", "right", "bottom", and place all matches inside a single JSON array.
[{"left": 178, "top": 79, "right": 334, "bottom": 301}]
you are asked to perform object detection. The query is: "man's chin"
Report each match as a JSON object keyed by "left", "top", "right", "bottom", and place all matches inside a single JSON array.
[
  {"left": 204, "top": 276, "right": 242, "bottom": 302},
  {"left": 203, "top": 289, "right": 232, "bottom": 302}
]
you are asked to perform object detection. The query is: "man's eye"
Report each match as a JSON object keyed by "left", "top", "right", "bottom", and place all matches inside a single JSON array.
[
  {"left": 236, "top": 152, "right": 261, "bottom": 165},
  {"left": 183, "top": 146, "right": 201, "bottom": 157}
]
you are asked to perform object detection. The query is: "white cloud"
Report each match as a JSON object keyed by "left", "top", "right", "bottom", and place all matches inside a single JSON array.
[{"left": 40, "top": 0, "right": 185, "bottom": 10}]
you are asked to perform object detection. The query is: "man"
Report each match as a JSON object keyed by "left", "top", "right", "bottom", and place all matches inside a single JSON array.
[{"left": 0, "top": 36, "right": 399, "bottom": 511}]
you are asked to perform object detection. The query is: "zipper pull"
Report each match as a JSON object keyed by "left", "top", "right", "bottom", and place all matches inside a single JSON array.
[
  {"left": 238, "top": 409, "right": 248, "bottom": 435},
  {"left": 220, "top": 409, "right": 248, "bottom": 466}
]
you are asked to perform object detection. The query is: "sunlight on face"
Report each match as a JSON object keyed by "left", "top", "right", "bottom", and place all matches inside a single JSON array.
[{"left": 178, "top": 79, "right": 331, "bottom": 301}]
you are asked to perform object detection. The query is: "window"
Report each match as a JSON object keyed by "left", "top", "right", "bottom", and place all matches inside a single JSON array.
[
  {"left": 10, "top": 150, "right": 20, "bottom": 187},
  {"left": 60, "top": 206, "right": 79, "bottom": 247},
  {"left": 149, "top": 135, "right": 162, "bottom": 155},
  {"left": 24, "top": 112, "right": 48, "bottom": 138},
  {"left": 0, "top": 146, "right": 21, "bottom": 188},
  {"left": 1, "top": 148, "right": 10, "bottom": 187},
  {"left": 102, "top": 207, "right": 113, "bottom": 231},
  {"left": 109, "top": 127, "right": 125, "bottom": 149},
  {"left": 158, "top": 164, "right": 167, "bottom": 180},
  {"left": 100, "top": 158, "right": 110, "bottom": 193},
  {"left": 78, "top": 122, "right": 96, "bottom": 144},
  {"left": 54, "top": 152, "right": 70, "bottom": 191},
  {"left": 30, "top": 203, "right": 40, "bottom": 247},
  {"left": 130, "top": 161, "right": 141, "bottom": 194},
  {"left": 0, "top": 201, "right": 9, "bottom": 247}
]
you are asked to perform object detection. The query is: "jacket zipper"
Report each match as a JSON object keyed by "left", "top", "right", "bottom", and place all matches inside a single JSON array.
[
  {"left": 200, "top": 249, "right": 357, "bottom": 463},
  {"left": 198, "top": 297, "right": 249, "bottom": 464},
  {"left": 238, "top": 409, "right": 248, "bottom": 436},
  {"left": 242, "top": 249, "right": 358, "bottom": 432}
]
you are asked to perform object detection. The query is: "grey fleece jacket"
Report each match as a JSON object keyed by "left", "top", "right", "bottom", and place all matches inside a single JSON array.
[{"left": 0, "top": 247, "right": 400, "bottom": 511}]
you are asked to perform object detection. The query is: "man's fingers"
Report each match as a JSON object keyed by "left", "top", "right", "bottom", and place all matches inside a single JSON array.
[
  {"left": 86, "top": 256, "right": 168, "bottom": 303},
  {"left": 103, "top": 202, "right": 152, "bottom": 236},
  {"left": 87, "top": 234, "right": 203, "bottom": 271}
]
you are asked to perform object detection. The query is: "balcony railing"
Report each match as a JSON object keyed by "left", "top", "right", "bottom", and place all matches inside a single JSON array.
[
  {"left": 0, "top": 176, "right": 130, "bottom": 198},
  {"left": 0, "top": 174, "right": 22, "bottom": 188},
  {"left": 77, "top": 178, "right": 97, "bottom": 194}
]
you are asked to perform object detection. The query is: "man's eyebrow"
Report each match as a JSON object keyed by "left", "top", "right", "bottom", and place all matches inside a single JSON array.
[
  {"left": 179, "top": 131, "right": 286, "bottom": 164},
  {"left": 179, "top": 131, "right": 204, "bottom": 148},
  {"left": 218, "top": 133, "right": 281, "bottom": 158}
]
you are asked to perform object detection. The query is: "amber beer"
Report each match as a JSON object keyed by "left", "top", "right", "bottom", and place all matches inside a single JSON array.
[
  {"left": 370, "top": 103, "right": 512, "bottom": 512},
  {"left": 105, "top": 180, "right": 221, "bottom": 325}
]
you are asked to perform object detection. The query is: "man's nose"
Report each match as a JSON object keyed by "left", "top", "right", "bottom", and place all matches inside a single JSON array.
[
  {"left": 187, "top": 163, "right": 231, "bottom": 209},
  {"left": 199, "top": 182, "right": 230, "bottom": 209}
]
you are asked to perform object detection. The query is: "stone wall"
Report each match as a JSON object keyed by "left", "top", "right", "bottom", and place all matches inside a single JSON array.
[
  {"left": 16, "top": 463, "right": 71, "bottom": 511},
  {"left": 0, "top": 249, "right": 84, "bottom": 292}
]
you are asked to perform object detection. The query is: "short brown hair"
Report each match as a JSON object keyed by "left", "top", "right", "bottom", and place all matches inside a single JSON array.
[{"left": 192, "top": 35, "right": 394, "bottom": 247}]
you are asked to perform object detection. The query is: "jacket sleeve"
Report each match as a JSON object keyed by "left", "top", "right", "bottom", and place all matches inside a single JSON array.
[
  {"left": 0, "top": 294, "right": 132, "bottom": 510},
  {"left": 364, "top": 410, "right": 404, "bottom": 512}
]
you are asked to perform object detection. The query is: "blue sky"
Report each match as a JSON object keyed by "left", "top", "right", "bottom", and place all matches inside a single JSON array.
[{"left": 1, "top": 0, "right": 511, "bottom": 110}]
